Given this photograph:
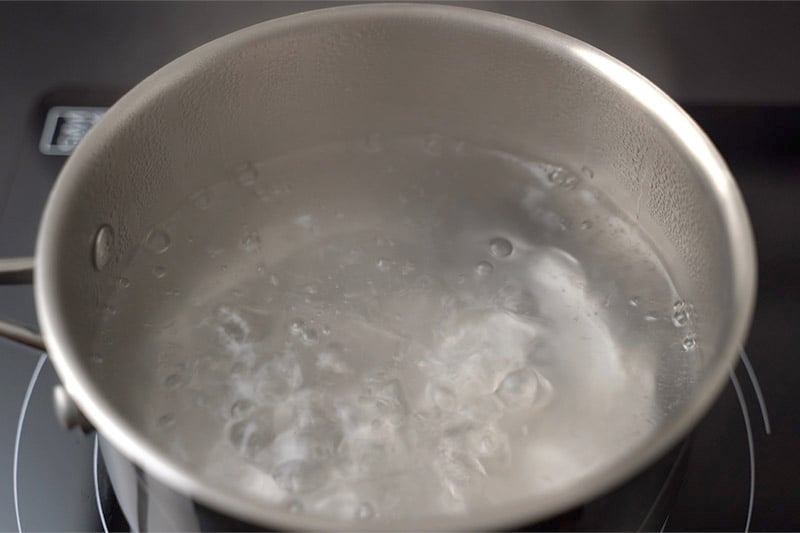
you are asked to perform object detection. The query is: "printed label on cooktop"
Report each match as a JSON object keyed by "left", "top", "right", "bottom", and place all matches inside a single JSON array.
[{"left": 39, "top": 106, "right": 107, "bottom": 156}]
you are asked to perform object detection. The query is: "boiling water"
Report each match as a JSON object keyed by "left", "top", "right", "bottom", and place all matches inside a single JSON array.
[{"left": 97, "top": 135, "right": 698, "bottom": 521}]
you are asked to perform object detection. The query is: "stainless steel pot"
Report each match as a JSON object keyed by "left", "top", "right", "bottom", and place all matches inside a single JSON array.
[{"left": 0, "top": 3, "right": 756, "bottom": 530}]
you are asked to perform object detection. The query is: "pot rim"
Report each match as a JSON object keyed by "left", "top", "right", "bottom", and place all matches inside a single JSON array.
[{"left": 35, "top": 3, "right": 757, "bottom": 530}]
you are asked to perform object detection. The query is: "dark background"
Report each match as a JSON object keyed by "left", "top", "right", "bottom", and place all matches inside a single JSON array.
[{"left": 1, "top": 2, "right": 798, "bottom": 531}]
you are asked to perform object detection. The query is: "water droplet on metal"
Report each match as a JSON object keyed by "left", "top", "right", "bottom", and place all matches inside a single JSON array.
[
  {"left": 289, "top": 319, "right": 305, "bottom": 336},
  {"left": 164, "top": 373, "right": 185, "bottom": 389},
  {"left": 672, "top": 309, "right": 689, "bottom": 327},
  {"left": 190, "top": 189, "right": 211, "bottom": 209},
  {"left": 146, "top": 230, "right": 171, "bottom": 254},
  {"left": 475, "top": 261, "right": 494, "bottom": 276},
  {"left": 304, "top": 285, "right": 318, "bottom": 295},
  {"left": 580, "top": 220, "right": 593, "bottom": 230},
  {"left": 682, "top": 335, "right": 697, "bottom": 351},
  {"left": 489, "top": 237, "right": 513, "bottom": 258},
  {"left": 629, "top": 297, "right": 640, "bottom": 307},
  {"left": 376, "top": 258, "right": 391, "bottom": 272},
  {"left": 240, "top": 228, "right": 261, "bottom": 253},
  {"left": 581, "top": 165, "right": 594, "bottom": 179},
  {"left": 302, "top": 328, "right": 319, "bottom": 345},
  {"left": 152, "top": 265, "right": 167, "bottom": 279},
  {"left": 118, "top": 277, "right": 131, "bottom": 288},
  {"left": 157, "top": 414, "right": 175, "bottom": 428},
  {"left": 92, "top": 225, "right": 114, "bottom": 271},
  {"left": 644, "top": 312, "right": 659, "bottom": 322}
]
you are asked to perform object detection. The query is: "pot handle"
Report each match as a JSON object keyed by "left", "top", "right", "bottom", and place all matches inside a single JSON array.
[
  {"left": 0, "top": 257, "right": 92, "bottom": 432},
  {"left": 0, "top": 257, "right": 45, "bottom": 351}
]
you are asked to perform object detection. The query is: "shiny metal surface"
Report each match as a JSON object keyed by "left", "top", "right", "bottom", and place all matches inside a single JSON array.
[
  {"left": 0, "top": 257, "right": 34, "bottom": 285},
  {"left": 25, "top": 3, "right": 755, "bottom": 530},
  {"left": 53, "top": 384, "right": 93, "bottom": 433}
]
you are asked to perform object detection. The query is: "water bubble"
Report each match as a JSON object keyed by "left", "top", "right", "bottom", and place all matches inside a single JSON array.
[
  {"left": 580, "top": 220, "right": 593, "bottom": 230},
  {"left": 270, "top": 274, "right": 280, "bottom": 287},
  {"left": 215, "top": 305, "right": 249, "bottom": 343},
  {"left": 581, "top": 165, "right": 595, "bottom": 179},
  {"left": 431, "top": 385, "right": 457, "bottom": 411},
  {"left": 644, "top": 312, "right": 659, "bottom": 322},
  {"left": 547, "top": 167, "right": 565, "bottom": 185},
  {"left": 356, "top": 502, "right": 375, "bottom": 520},
  {"left": 289, "top": 319, "right": 305, "bottom": 336},
  {"left": 682, "top": 335, "right": 697, "bottom": 351},
  {"left": 273, "top": 459, "right": 328, "bottom": 494},
  {"left": 673, "top": 300, "right": 686, "bottom": 311},
  {"left": 322, "top": 325, "right": 331, "bottom": 335},
  {"left": 562, "top": 174, "right": 578, "bottom": 189},
  {"left": 495, "top": 368, "right": 540, "bottom": 407},
  {"left": 376, "top": 258, "right": 391, "bottom": 272},
  {"left": 157, "top": 414, "right": 175, "bottom": 428},
  {"left": 152, "top": 265, "right": 167, "bottom": 279},
  {"left": 118, "top": 277, "right": 131, "bottom": 288},
  {"left": 474, "top": 261, "right": 494, "bottom": 276},
  {"left": 302, "top": 328, "right": 319, "bottom": 345},
  {"left": 230, "top": 399, "right": 254, "bottom": 418},
  {"left": 479, "top": 435, "right": 496, "bottom": 455},
  {"left": 672, "top": 309, "right": 689, "bottom": 327},
  {"left": 489, "top": 237, "right": 513, "bottom": 258},
  {"left": 146, "top": 230, "right": 171, "bottom": 254},
  {"left": 629, "top": 297, "right": 640, "bottom": 307},
  {"left": 229, "top": 418, "right": 272, "bottom": 458},
  {"left": 240, "top": 228, "right": 261, "bottom": 253}
]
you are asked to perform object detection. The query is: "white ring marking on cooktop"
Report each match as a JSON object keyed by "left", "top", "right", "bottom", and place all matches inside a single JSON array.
[
  {"left": 739, "top": 348, "right": 771, "bottom": 435},
  {"left": 13, "top": 353, "right": 47, "bottom": 533},
  {"left": 659, "top": 512, "right": 670, "bottom": 533},
  {"left": 731, "top": 372, "right": 755, "bottom": 533},
  {"left": 94, "top": 436, "right": 110, "bottom": 533}
]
